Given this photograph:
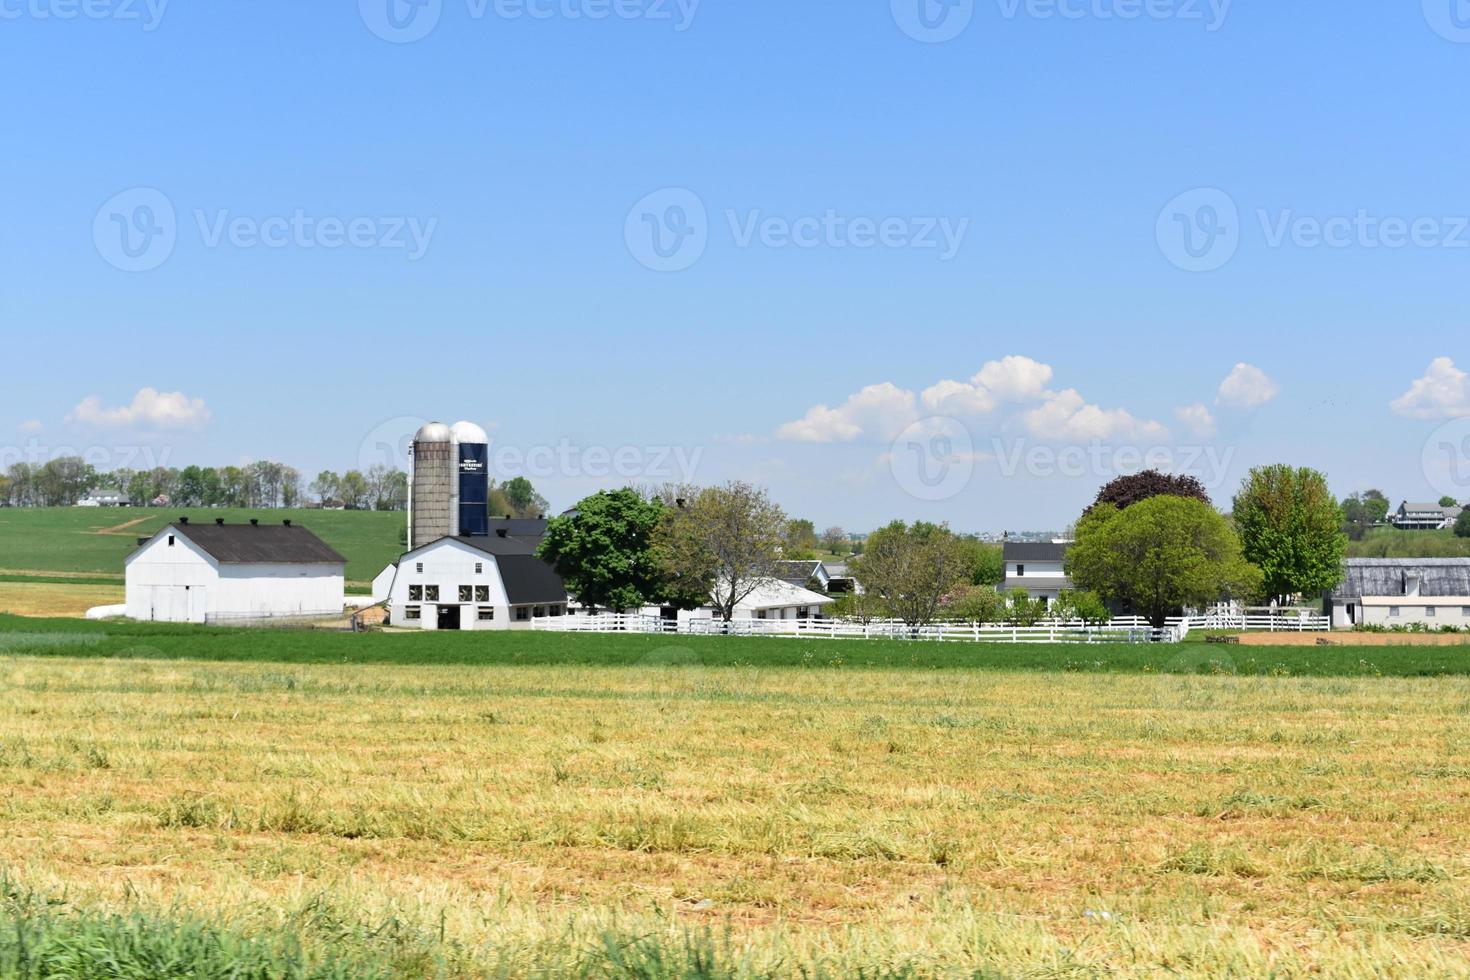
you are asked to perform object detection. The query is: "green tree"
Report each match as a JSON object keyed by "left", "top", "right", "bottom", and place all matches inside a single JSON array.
[
  {"left": 1067, "top": 496, "right": 1261, "bottom": 628},
  {"left": 958, "top": 538, "right": 1004, "bottom": 586},
  {"left": 1232, "top": 465, "right": 1346, "bottom": 602},
  {"left": 538, "top": 489, "right": 674, "bottom": 613},
  {"left": 1441, "top": 496, "right": 1461, "bottom": 508},
  {"left": 653, "top": 481, "right": 787, "bottom": 622},
  {"left": 1052, "top": 589, "right": 1110, "bottom": 624},
  {"left": 1005, "top": 589, "right": 1048, "bottom": 626},
  {"left": 1086, "top": 469, "right": 1211, "bottom": 514},
  {"left": 942, "top": 584, "right": 1004, "bottom": 625},
  {"left": 1342, "top": 489, "right": 1390, "bottom": 541},
  {"left": 502, "top": 477, "right": 548, "bottom": 518},
  {"left": 852, "top": 521, "right": 971, "bottom": 627},
  {"left": 1456, "top": 510, "right": 1470, "bottom": 539},
  {"left": 310, "top": 471, "right": 340, "bottom": 506},
  {"left": 783, "top": 518, "right": 819, "bottom": 557},
  {"left": 820, "top": 526, "right": 849, "bottom": 555}
]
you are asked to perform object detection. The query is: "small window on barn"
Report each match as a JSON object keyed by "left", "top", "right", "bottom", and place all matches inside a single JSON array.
[
  {"left": 533, "top": 606, "right": 546, "bottom": 618},
  {"left": 1016, "top": 564, "right": 1025, "bottom": 577},
  {"left": 1390, "top": 606, "right": 1401, "bottom": 617},
  {"left": 405, "top": 606, "right": 421, "bottom": 621},
  {"left": 1427, "top": 606, "right": 1437, "bottom": 617},
  {"left": 425, "top": 585, "right": 439, "bottom": 602},
  {"left": 475, "top": 563, "right": 483, "bottom": 574},
  {"left": 475, "top": 585, "right": 489, "bottom": 603},
  {"left": 459, "top": 585, "right": 472, "bottom": 603},
  {"left": 167, "top": 535, "right": 175, "bottom": 547},
  {"left": 478, "top": 607, "right": 495, "bottom": 621},
  {"left": 550, "top": 605, "right": 563, "bottom": 617},
  {"left": 515, "top": 607, "right": 529, "bottom": 621},
  {"left": 416, "top": 562, "right": 423, "bottom": 573},
  {"left": 408, "top": 585, "right": 423, "bottom": 601}
]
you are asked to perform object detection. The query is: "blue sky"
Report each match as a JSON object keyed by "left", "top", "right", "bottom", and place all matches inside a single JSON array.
[{"left": 4, "top": 0, "right": 1470, "bottom": 530}]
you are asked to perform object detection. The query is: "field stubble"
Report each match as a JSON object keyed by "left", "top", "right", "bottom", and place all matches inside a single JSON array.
[{"left": 2, "top": 656, "right": 1469, "bottom": 977}]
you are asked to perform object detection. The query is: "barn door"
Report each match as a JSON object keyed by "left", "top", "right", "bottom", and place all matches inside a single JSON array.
[{"left": 186, "top": 586, "right": 207, "bottom": 624}]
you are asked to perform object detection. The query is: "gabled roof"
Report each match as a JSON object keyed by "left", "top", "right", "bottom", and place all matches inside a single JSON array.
[
  {"left": 734, "top": 577, "right": 835, "bottom": 610},
  {"left": 772, "top": 560, "right": 829, "bottom": 585},
  {"left": 1334, "top": 558, "right": 1470, "bottom": 599},
  {"left": 159, "top": 521, "right": 346, "bottom": 565},
  {"left": 1002, "top": 541, "right": 1070, "bottom": 562}
]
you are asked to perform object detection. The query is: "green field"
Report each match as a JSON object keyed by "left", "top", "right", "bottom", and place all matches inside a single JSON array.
[
  {"left": 1348, "top": 527, "right": 1470, "bottom": 558},
  {"left": 0, "top": 507, "right": 404, "bottom": 584},
  {"left": 2, "top": 623, "right": 1469, "bottom": 977}
]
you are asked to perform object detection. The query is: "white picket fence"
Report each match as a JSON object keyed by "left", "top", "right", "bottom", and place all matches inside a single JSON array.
[{"left": 534, "top": 610, "right": 1333, "bottom": 645}]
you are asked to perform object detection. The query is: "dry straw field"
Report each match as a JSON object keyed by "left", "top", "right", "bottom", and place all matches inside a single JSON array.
[{"left": 2, "top": 651, "right": 1470, "bottom": 977}]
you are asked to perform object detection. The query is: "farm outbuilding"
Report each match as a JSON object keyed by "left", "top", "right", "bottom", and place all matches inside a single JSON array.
[
  {"left": 1326, "top": 558, "right": 1470, "bottom": 629},
  {"left": 125, "top": 518, "right": 346, "bottom": 624},
  {"left": 384, "top": 533, "right": 568, "bottom": 630}
]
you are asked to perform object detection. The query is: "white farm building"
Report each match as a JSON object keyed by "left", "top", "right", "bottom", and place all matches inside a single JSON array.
[
  {"left": 384, "top": 533, "right": 569, "bottom": 630},
  {"left": 125, "top": 518, "right": 346, "bottom": 624}
]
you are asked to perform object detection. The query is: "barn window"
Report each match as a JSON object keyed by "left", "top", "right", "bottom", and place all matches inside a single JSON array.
[
  {"left": 1390, "top": 606, "right": 1401, "bottom": 617},
  {"left": 475, "top": 563, "right": 483, "bottom": 574},
  {"left": 475, "top": 586, "right": 489, "bottom": 602},
  {"left": 425, "top": 585, "right": 439, "bottom": 602},
  {"left": 408, "top": 585, "right": 423, "bottom": 601},
  {"left": 533, "top": 606, "right": 546, "bottom": 617},
  {"left": 515, "top": 607, "right": 529, "bottom": 621},
  {"left": 478, "top": 607, "right": 495, "bottom": 621},
  {"left": 1427, "top": 606, "right": 1438, "bottom": 617},
  {"left": 1016, "top": 564, "right": 1025, "bottom": 577},
  {"left": 550, "top": 605, "right": 563, "bottom": 617},
  {"left": 415, "top": 562, "right": 423, "bottom": 573},
  {"left": 167, "top": 535, "right": 175, "bottom": 547},
  {"left": 405, "top": 606, "right": 421, "bottom": 621},
  {"left": 459, "top": 585, "right": 472, "bottom": 603}
]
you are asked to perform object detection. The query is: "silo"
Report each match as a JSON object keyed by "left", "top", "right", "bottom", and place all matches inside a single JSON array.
[
  {"left": 450, "top": 421, "right": 490, "bottom": 537},
  {"left": 410, "top": 421, "right": 453, "bottom": 550}
]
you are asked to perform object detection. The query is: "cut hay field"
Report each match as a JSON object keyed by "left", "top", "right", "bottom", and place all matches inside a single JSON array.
[
  {"left": 2, "top": 630, "right": 1470, "bottom": 976},
  {"left": 0, "top": 506, "right": 403, "bottom": 584}
]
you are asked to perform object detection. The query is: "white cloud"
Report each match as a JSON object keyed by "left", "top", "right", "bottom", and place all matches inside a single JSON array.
[
  {"left": 1216, "top": 363, "right": 1279, "bottom": 410},
  {"left": 1391, "top": 357, "right": 1470, "bottom": 419},
  {"left": 975, "top": 355, "right": 1053, "bottom": 401},
  {"left": 68, "top": 388, "right": 211, "bottom": 430},
  {"left": 17, "top": 420, "right": 42, "bottom": 434},
  {"left": 1175, "top": 403, "right": 1217, "bottom": 439},
  {"left": 920, "top": 378, "right": 995, "bottom": 416},
  {"left": 775, "top": 382, "right": 917, "bottom": 443},
  {"left": 1024, "top": 389, "right": 1169, "bottom": 442}
]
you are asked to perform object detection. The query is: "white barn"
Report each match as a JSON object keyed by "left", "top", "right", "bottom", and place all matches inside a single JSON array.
[
  {"left": 125, "top": 519, "right": 346, "bottom": 624},
  {"left": 1326, "top": 558, "right": 1470, "bottom": 629},
  {"left": 384, "top": 533, "right": 569, "bottom": 630}
]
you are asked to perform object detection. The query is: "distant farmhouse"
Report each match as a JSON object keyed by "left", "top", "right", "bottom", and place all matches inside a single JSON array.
[
  {"left": 125, "top": 518, "right": 345, "bottom": 624},
  {"left": 1002, "top": 540, "right": 1072, "bottom": 608},
  {"left": 1391, "top": 501, "right": 1464, "bottom": 531},
  {"left": 1326, "top": 558, "right": 1470, "bottom": 629},
  {"left": 76, "top": 491, "right": 131, "bottom": 508}
]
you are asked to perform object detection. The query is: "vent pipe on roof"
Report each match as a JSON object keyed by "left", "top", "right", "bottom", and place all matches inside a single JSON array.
[
  {"left": 250, "top": 519, "right": 259, "bottom": 527},
  {"left": 216, "top": 518, "right": 225, "bottom": 526},
  {"left": 179, "top": 517, "right": 189, "bottom": 525},
  {"left": 497, "top": 528, "right": 508, "bottom": 538},
  {"left": 283, "top": 520, "right": 292, "bottom": 527}
]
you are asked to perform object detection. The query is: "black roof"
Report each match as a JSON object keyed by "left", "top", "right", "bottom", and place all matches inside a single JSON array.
[
  {"left": 455, "top": 533, "right": 543, "bottom": 557},
  {"left": 1002, "top": 541, "right": 1070, "bottom": 562},
  {"left": 495, "top": 554, "right": 569, "bottom": 605},
  {"left": 168, "top": 521, "right": 346, "bottom": 565},
  {"left": 488, "top": 517, "right": 549, "bottom": 539}
]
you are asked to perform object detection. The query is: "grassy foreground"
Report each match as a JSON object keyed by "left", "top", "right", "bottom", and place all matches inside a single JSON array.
[
  {"left": 0, "top": 506, "right": 402, "bottom": 583},
  {"left": 2, "top": 614, "right": 1470, "bottom": 678},
  {"left": 2, "top": 653, "right": 1469, "bottom": 977}
]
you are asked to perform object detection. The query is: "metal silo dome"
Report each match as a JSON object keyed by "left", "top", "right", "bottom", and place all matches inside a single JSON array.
[
  {"left": 414, "top": 421, "right": 453, "bottom": 443},
  {"left": 449, "top": 420, "right": 488, "bottom": 444}
]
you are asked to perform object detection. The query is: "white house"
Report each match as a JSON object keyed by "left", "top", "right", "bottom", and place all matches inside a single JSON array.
[
  {"left": 771, "top": 559, "right": 832, "bottom": 593},
  {"left": 1326, "top": 558, "right": 1470, "bottom": 629},
  {"left": 77, "top": 491, "right": 131, "bottom": 507},
  {"left": 125, "top": 519, "right": 346, "bottom": 624},
  {"left": 1392, "top": 501, "right": 1464, "bottom": 531},
  {"left": 384, "top": 533, "right": 568, "bottom": 630},
  {"left": 1002, "top": 541, "right": 1072, "bottom": 606},
  {"left": 642, "top": 577, "right": 836, "bottom": 625}
]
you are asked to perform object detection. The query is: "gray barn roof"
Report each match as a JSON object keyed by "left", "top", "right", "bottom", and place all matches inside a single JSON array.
[
  {"left": 1003, "top": 542, "right": 1070, "bottom": 562},
  {"left": 1334, "top": 558, "right": 1470, "bottom": 599},
  {"left": 169, "top": 521, "right": 346, "bottom": 565}
]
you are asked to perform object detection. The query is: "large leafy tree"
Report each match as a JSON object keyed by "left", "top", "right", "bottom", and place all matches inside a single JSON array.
[
  {"left": 1232, "top": 465, "right": 1346, "bottom": 602},
  {"left": 1341, "top": 489, "right": 1390, "bottom": 541},
  {"left": 1455, "top": 510, "right": 1470, "bottom": 539},
  {"left": 653, "top": 481, "right": 787, "bottom": 622},
  {"left": 852, "top": 521, "right": 971, "bottom": 627},
  {"left": 1067, "top": 496, "right": 1261, "bottom": 628},
  {"left": 538, "top": 489, "right": 671, "bottom": 612},
  {"left": 502, "top": 476, "right": 549, "bottom": 518}
]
